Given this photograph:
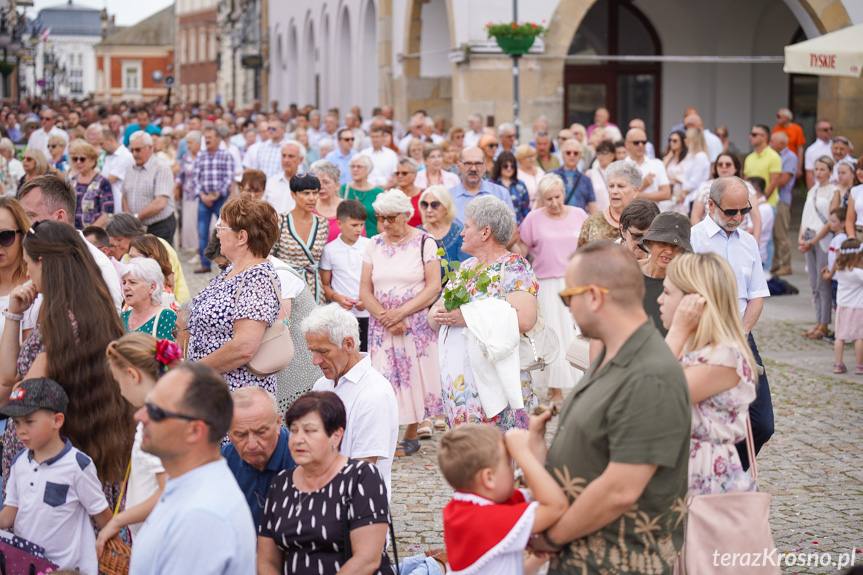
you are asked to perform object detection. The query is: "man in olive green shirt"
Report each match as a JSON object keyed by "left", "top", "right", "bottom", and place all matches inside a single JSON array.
[{"left": 532, "top": 241, "right": 691, "bottom": 574}]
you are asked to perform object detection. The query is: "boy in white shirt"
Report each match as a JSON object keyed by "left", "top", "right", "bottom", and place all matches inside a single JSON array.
[
  {"left": 439, "top": 421, "right": 567, "bottom": 575},
  {"left": 0, "top": 378, "right": 112, "bottom": 574},
  {"left": 320, "top": 200, "right": 371, "bottom": 351},
  {"left": 822, "top": 207, "right": 848, "bottom": 312}
]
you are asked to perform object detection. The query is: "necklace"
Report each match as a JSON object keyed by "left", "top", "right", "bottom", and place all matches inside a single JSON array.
[
  {"left": 606, "top": 208, "right": 620, "bottom": 225},
  {"left": 387, "top": 232, "right": 411, "bottom": 245}
]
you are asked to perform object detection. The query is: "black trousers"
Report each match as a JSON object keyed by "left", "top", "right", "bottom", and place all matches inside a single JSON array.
[
  {"left": 358, "top": 317, "right": 369, "bottom": 353},
  {"left": 736, "top": 332, "right": 775, "bottom": 470},
  {"left": 146, "top": 213, "right": 177, "bottom": 247}
]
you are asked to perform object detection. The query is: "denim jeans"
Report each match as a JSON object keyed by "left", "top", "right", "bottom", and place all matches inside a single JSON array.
[{"left": 198, "top": 195, "right": 227, "bottom": 269}]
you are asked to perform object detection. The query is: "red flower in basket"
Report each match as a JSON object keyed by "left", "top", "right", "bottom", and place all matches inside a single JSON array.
[
  {"left": 531, "top": 23, "right": 537, "bottom": 28},
  {"left": 155, "top": 339, "right": 183, "bottom": 368},
  {"left": 511, "top": 22, "right": 518, "bottom": 29}
]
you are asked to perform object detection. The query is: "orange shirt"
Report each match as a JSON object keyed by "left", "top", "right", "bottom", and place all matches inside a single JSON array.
[{"left": 772, "top": 123, "right": 806, "bottom": 154}]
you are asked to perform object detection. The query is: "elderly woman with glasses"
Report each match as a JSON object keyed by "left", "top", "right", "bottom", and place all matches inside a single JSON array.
[
  {"left": 271, "top": 172, "right": 330, "bottom": 302},
  {"left": 478, "top": 134, "right": 498, "bottom": 178},
  {"left": 187, "top": 196, "right": 284, "bottom": 394},
  {"left": 578, "top": 161, "right": 642, "bottom": 248},
  {"left": 415, "top": 143, "right": 460, "bottom": 191},
  {"left": 310, "top": 160, "right": 344, "bottom": 242},
  {"left": 17, "top": 149, "right": 48, "bottom": 192},
  {"left": 46, "top": 134, "right": 69, "bottom": 178},
  {"left": 428, "top": 196, "right": 539, "bottom": 432},
  {"left": 417, "top": 185, "right": 468, "bottom": 263},
  {"left": 342, "top": 155, "right": 384, "bottom": 238},
  {"left": 360, "top": 189, "right": 442, "bottom": 455},
  {"left": 66, "top": 139, "right": 114, "bottom": 230},
  {"left": 120, "top": 257, "right": 178, "bottom": 340}
]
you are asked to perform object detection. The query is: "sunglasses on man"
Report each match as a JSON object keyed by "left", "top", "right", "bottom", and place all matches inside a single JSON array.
[
  {"left": 715, "top": 201, "right": 753, "bottom": 217},
  {"left": 145, "top": 397, "right": 208, "bottom": 425}
]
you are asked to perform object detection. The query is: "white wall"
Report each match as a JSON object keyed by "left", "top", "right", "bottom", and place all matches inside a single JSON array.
[{"left": 418, "top": 0, "right": 449, "bottom": 78}]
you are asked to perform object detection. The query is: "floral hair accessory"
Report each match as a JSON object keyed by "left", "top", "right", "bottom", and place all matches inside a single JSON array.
[
  {"left": 155, "top": 339, "right": 183, "bottom": 375},
  {"left": 839, "top": 245, "right": 863, "bottom": 255}
]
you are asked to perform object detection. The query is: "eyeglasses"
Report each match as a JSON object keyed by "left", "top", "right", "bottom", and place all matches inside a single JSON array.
[
  {"left": 377, "top": 214, "right": 401, "bottom": 223},
  {"left": 145, "top": 398, "right": 207, "bottom": 425},
  {"left": 817, "top": 126, "right": 833, "bottom": 132},
  {"left": 564, "top": 151, "right": 580, "bottom": 156},
  {"left": 558, "top": 136, "right": 570, "bottom": 141},
  {"left": 0, "top": 229, "right": 21, "bottom": 247},
  {"left": 749, "top": 132, "right": 765, "bottom": 138},
  {"left": 620, "top": 228, "right": 645, "bottom": 243},
  {"left": 461, "top": 161, "right": 484, "bottom": 168},
  {"left": 501, "top": 162, "right": 516, "bottom": 169},
  {"left": 558, "top": 284, "right": 610, "bottom": 306},
  {"left": 215, "top": 225, "right": 233, "bottom": 234},
  {"left": 22, "top": 156, "right": 34, "bottom": 162},
  {"left": 70, "top": 156, "right": 89, "bottom": 163},
  {"left": 716, "top": 161, "right": 734, "bottom": 168},
  {"left": 394, "top": 170, "right": 413, "bottom": 176},
  {"left": 267, "top": 127, "right": 278, "bottom": 131},
  {"left": 340, "top": 137, "right": 354, "bottom": 142},
  {"left": 48, "top": 144, "right": 61, "bottom": 148},
  {"left": 485, "top": 143, "right": 499, "bottom": 148},
  {"left": 715, "top": 200, "right": 753, "bottom": 217},
  {"left": 628, "top": 140, "right": 647, "bottom": 146},
  {"left": 419, "top": 200, "right": 442, "bottom": 210}
]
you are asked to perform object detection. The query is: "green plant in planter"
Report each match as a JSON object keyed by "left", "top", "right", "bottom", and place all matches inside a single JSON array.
[
  {"left": 438, "top": 248, "right": 501, "bottom": 311},
  {"left": 486, "top": 21, "right": 547, "bottom": 55},
  {"left": 0, "top": 61, "right": 16, "bottom": 78}
]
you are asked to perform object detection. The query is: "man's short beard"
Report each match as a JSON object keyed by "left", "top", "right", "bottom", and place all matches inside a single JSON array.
[{"left": 711, "top": 211, "right": 739, "bottom": 232}]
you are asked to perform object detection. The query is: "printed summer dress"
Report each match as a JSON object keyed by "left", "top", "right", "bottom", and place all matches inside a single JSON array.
[
  {"left": 272, "top": 213, "right": 329, "bottom": 303},
  {"left": 438, "top": 253, "right": 539, "bottom": 431},
  {"left": 364, "top": 233, "right": 443, "bottom": 425},
  {"left": 682, "top": 344, "right": 757, "bottom": 495}
]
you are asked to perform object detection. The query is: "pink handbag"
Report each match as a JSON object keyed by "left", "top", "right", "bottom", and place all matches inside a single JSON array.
[
  {"left": 675, "top": 417, "right": 780, "bottom": 574},
  {"left": 235, "top": 270, "right": 295, "bottom": 377}
]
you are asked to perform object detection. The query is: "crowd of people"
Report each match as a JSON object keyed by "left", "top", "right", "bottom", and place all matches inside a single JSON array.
[{"left": 0, "top": 94, "right": 860, "bottom": 574}]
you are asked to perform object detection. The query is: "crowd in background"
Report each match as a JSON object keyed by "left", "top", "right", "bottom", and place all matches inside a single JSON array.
[{"left": 0, "top": 94, "right": 861, "bottom": 574}]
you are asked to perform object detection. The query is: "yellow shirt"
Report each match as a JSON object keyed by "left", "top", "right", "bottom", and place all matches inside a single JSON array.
[
  {"left": 744, "top": 147, "right": 782, "bottom": 207},
  {"left": 121, "top": 238, "right": 191, "bottom": 303}
]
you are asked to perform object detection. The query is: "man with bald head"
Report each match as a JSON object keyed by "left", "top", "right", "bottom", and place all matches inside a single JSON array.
[
  {"left": 255, "top": 119, "right": 288, "bottom": 178},
  {"left": 768, "top": 131, "right": 798, "bottom": 275},
  {"left": 222, "top": 387, "right": 295, "bottom": 529},
  {"left": 263, "top": 140, "right": 304, "bottom": 214},
  {"left": 586, "top": 107, "right": 622, "bottom": 142},
  {"left": 772, "top": 108, "right": 805, "bottom": 179},
  {"left": 532, "top": 241, "right": 690, "bottom": 573},
  {"left": 628, "top": 118, "right": 655, "bottom": 159},
  {"left": 667, "top": 107, "right": 698, "bottom": 145},
  {"left": 625, "top": 128, "right": 671, "bottom": 205},
  {"left": 691, "top": 176, "right": 772, "bottom": 469}
]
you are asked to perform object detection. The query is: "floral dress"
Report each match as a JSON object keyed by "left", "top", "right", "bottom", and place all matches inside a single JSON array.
[
  {"left": 682, "top": 344, "right": 757, "bottom": 495},
  {"left": 439, "top": 253, "right": 539, "bottom": 431},
  {"left": 272, "top": 213, "right": 329, "bottom": 303},
  {"left": 69, "top": 172, "right": 114, "bottom": 230},
  {"left": 187, "top": 261, "right": 281, "bottom": 394},
  {"left": 364, "top": 233, "right": 443, "bottom": 425},
  {"left": 491, "top": 178, "right": 530, "bottom": 225}
]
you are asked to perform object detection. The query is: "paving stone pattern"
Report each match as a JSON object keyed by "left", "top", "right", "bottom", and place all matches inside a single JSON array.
[{"left": 181, "top": 251, "right": 863, "bottom": 575}]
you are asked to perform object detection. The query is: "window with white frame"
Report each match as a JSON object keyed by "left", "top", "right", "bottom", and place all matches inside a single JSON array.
[
  {"left": 189, "top": 28, "right": 197, "bottom": 63},
  {"left": 189, "top": 83, "right": 197, "bottom": 102},
  {"left": 199, "top": 29, "right": 207, "bottom": 63},
  {"left": 180, "top": 31, "right": 186, "bottom": 64},
  {"left": 122, "top": 60, "right": 142, "bottom": 93}
]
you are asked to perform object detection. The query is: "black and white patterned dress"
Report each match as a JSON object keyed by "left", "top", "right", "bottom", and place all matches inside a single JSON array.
[
  {"left": 187, "top": 261, "right": 281, "bottom": 393},
  {"left": 259, "top": 459, "right": 394, "bottom": 575}
]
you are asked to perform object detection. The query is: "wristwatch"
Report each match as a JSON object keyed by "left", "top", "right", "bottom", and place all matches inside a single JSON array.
[
  {"left": 133, "top": 213, "right": 139, "bottom": 220},
  {"left": 2, "top": 309, "right": 23, "bottom": 321}
]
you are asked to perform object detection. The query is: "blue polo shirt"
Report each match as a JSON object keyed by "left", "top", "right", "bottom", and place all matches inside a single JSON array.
[
  {"left": 221, "top": 428, "right": 295, "bottom": 528},
  {"left": 551, "top": 167, "right": 596, "bottom": 210},
  {"left": 324, "top": 148, "right": 357, "bottom": 185},
  {"left": 123, "top": 123, "right": 162, "bottom": 146},
  {"left": 448, "top": 179, "right": 516, "bottom": 227}
]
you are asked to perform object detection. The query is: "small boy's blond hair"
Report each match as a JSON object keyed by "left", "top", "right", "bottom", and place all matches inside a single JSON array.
[{"left": 438, "top": 423, "right": 504, "bottom": 491}]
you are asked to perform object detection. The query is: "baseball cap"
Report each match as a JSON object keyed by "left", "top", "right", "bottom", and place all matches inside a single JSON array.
[{"left": 0, "top": 378, "right": 69, "bottom": 417}]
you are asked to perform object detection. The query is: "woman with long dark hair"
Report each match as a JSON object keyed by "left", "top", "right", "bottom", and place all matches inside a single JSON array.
[{"left": 0, "top": 221, "right": 133, "bottom": 507}]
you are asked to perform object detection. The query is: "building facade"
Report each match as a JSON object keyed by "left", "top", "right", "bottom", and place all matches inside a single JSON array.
[
  {"left": 22, "top": 2, "right": 103, "bottom": 99},
  {"left": 217, "top": 0, "right": 267, "bottom": 108},
  {"left": 176, "top": 0, "right": 219, "bottom": 105},
  {"left": 94, "top": 6, "right": 174, "bottom": 103},
  {"left": 269, "top": 0, "right": 863, "bottom": 148}
]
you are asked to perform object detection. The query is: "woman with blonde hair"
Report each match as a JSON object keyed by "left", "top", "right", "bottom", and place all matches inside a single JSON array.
[
  {"left": 658, "top": 252, "right": 758, "bottom": 495},
  {"left": 46, "top": 134, "right": 68, "bottom": 177},
  {"left": 477, "top": 134, "right": 498, "bottom": 177},
  {"left": 67, "top": 139, "right": 114, "bottom": 228},
  {"left": 675, "top": 127, "right": 711, "bottom": 211},
  {"left": 17, "top": 149, "right": 48, "bottom": 192},
  {"left": 417, "top": 185, "right": 467, "bottom": 263},
  {"left": 515, "top": 144, "right": 545, "bottom": 209},
  {"left": 407, "top": 138, "right": 426, "bottom": 170}
]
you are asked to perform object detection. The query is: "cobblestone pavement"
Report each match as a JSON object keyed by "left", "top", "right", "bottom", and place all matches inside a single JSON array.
[{"left": 179, "top": 249, "right": 863, "bottom": 574}]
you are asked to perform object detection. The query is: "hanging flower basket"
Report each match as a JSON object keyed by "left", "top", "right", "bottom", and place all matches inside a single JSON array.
[
  {"left": 0, "top": 61, "right": 16, "bottom": 78},
  {"left": 486, "top": 21, "right": 547, "bottom": 56}
]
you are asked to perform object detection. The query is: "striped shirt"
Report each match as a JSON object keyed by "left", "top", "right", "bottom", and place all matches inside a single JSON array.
[
  {"left": 193, "top": 148, "right": 234, "bottom": 198},
  {"left": 122, "top": 155, "right": 175, "bottom": 225}
]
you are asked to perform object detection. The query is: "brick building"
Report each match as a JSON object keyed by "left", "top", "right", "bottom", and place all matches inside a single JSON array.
[
  {"left": 95, "top": 6, "right": 174, "bottom": 103},
  {"left": 176, "top": 0, "right": 219, "bottom": 105}
]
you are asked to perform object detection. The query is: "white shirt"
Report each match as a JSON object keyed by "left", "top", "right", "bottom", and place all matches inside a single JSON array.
[
  {"left": 464, "top": 129, "right": 482, "bottom": 149},
  {"left": 263, "top": 172, "right": 297, "bottom": 214},
  {"left": 79, "top": 230, "right": 123, "bottom": 311},
  {"left": 360, "top": 146, "right": 399, "bottom": 188},
  {"left": 691, "top": 216, "right": 770, "bottom": 317},
  {"left": 851, "top": 185, "right": 863, "bottom": 226},
  {"left": 312, "top": 356, "right": 398, "bottom": 499},
  {"left": 625, "top": 156, "right": 670, "bottom": 208},
  {"left": 703, "top": 129, "right": 723, "bottom": 163},
  {"left": 242, "top": 141, "right": 263, "bottom": 170},
  {"left": 828, "top": 232, "right": 848, "bottom": 271},
  {"left": 226, "top": 143, "right": 244, "bottom": 182},
  {"left": 681, "top": 151, "right": 711, "bottom": 193},
  {"left": 103, "top": 145, "right": 135, "bottom": 213},
  {"left": 27, "top": 126, "right": 68, "bottom": 157},
  {"left": 319, "top": 236, "right": 371, "bottom": 318},
  {"left": 127, "top": 422, "right": 165, "bottom": 537},
  {"left": 836, "top": 267, "right": 863, "bottom": 309},
  {"left": 757, "top": 198, "right": 774, "bottom": 264},
  {"left": 7, "top": 158, "right": 24, "bottom": 184},
  {"left": 269, "top": 255, "right": 307, "bottom": 298},
  {"left": 804, "top": 138, "right": 832, "bottom": 171},
  {"left": 6, "top": 440, "right": 109, "bottom": 574}
]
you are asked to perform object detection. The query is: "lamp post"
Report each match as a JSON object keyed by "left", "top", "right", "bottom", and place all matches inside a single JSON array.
[{"left": 512, "top": 0, "right": 520, "bottom": 141}]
